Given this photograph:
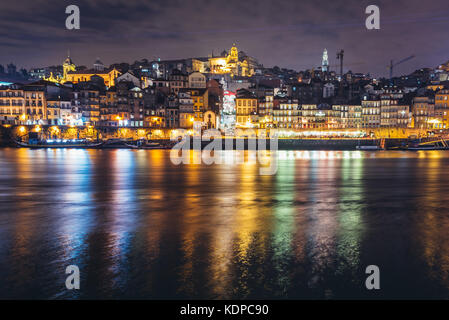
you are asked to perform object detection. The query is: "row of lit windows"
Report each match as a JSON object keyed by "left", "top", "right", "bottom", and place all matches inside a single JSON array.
[
  {"left": 237, "top": 99, "right": 257, "bottom": 107},
  {"left": 279, "top": 105, "right": 298, "bottom": 110},
  {"left": 0, "top": 91, "right": 23, "bottom": 97},
  {"left": 0, "top": 93, "right": 43, "bottom": 99},
  {"left": 236, "top": 108, "right": 256, "bottom": 115}
]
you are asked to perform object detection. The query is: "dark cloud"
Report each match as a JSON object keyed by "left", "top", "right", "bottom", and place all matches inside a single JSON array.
[{"left": 0, "top": 0, "right": 449, "bottom": 76}]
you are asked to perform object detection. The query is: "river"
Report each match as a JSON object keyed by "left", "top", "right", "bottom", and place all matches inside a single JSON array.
[{"left": 0, "top": 148, "right": 448, "bottom": 299}]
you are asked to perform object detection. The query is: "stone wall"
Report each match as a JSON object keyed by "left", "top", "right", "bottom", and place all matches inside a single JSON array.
[{"left": 0, "top": 124, "right": 443, "bottom": 144}]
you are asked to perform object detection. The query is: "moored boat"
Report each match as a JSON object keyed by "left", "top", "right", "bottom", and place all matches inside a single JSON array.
[
  {"left": 407, "top": 139, "right": 449, "bottom": 150},
  {"left": 402, "top": 138, "right": 449, "bottom": 151},
  {"left": 355, "top": 138, "right": 385, "bottom": 151},
  {"left": 356, "top": 145, "right": 383, "bottom": 150},
  {"left": 15, "top": 139, "right": 104, "bottom": 149},
  {"left": 125, "top": 139, "right": 173, "bottom": 149}
]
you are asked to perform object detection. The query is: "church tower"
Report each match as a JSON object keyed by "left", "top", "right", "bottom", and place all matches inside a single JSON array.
[
  {"left": 229, "top": 44, "right": 239, "bottom": 63},
  {"left": 62, "top": 54, "right": 76, "bottom": 81},
  {"left": 44, "top": 53, "right": 76, "bottom": 84},
  {"left": 322, "top": 49, "right": 329, "bottom": 72}
]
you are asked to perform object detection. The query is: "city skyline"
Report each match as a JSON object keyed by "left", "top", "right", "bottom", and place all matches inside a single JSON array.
[
  {"left": 3, "top": 0, "right": 449, "bottom": 305},
  {"left": 1, "top": 0, "right": 449, "bottom": 76}
]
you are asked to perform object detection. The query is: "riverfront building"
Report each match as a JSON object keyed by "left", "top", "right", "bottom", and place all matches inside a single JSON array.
[{"left": 2, "top": 48, "right": 449, "bottom": 136}]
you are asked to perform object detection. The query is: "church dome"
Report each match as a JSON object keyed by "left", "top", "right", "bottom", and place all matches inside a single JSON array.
[{"left": 64, "top": 56, "right": 74, "bottom": 65}]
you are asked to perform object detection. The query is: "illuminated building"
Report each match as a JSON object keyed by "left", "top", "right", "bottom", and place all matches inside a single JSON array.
[
  {"left": 192, "top": 58, "right": 208, "bottom": 73},
  {"left": 434, "top": 89, "right": 449, "bottom": 129},
  {"left": 46, "top": 98, "right": 71, "bottom": 125},
  {"left": 100, "top": 86, "right": 117, "bottom": 126},
  {"left": 67, "top": 66, "right": 120, "bottom": 88},
  {"left": 412, "top": 96, "right": 435, "bottom": 129},
  {"left": 23, "top": 85, "right": 47, "bottom": 123},
  {"left": 188, "top": 72, "right": 207, "bottom": 88},
  {"left": 44, "top": 55, "right": 120, "bottom": 87},
  {"left": 380, "top": 96, "right": 399, "bottom": 127},
  {"left": 272, "top": 97, "right": 299, "bottom": 128},
  {"left": 361, "top": 96, "right": 381, "bottom": 128},
  {"left": 72, "top": 84, "right": 101, "bottom": 125},
  {"left": 300, "top": 104, "right": 332, "bottom": 129},
  {"left": 219, "top": 79, "right": 235, "bottom": 115},
  {"left": 258, "top": 90, "right": 274, "bottom": 128},
  {"left": 0, "top": 84, "right": 25, "bottom": 123},
  {"left": 322, "top": 49, "right": 329, "bottom": 72},
  {"left": 193, "top": 44, "right": 257, "bottom": 77},
  {"left": 203, "top": 110, "right": 218, "bottom": 129},
  {"left": 332, "top": 105, "right": 362, "bottom": 129},
  {"left": 184, "top": 88, "right": 208, "bottom": 122},
  {"left": 166, "top": 94, "right": 179, "bottom": 128},
  {"left": 397, "top": 105, "right": 412, "bottom": 128},
  {"left": 235, "top": 89, "right": 257, "bottom": 127},
  {"left": 0, "top": 81, "right": 77, "bottom": 125},
  {"left": 178, "top": 91, "right": 194, "bottom": 128},
  {"left": 100, "top": 86, "right": 118, "bottom": 125},
  {"left": 43, "top": 55, "right": 76, "bottom": 84},
  {"left": 115, "top": 81, "right": 148, "bottom": 127},
  {"left": 220, "top": 79, "right": 236, "bottom": 129},
  {"left": 29, "top": 68, "right": 48, "bottom": 80},
  {"left": 144, "top": 114, "right": 164, "bottom": 128},
  {"left": 323, "top": 83, "right": 335, "bottom": 98}
]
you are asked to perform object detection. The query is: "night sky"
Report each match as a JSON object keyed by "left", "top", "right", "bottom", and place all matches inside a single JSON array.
[{"left": 1, "top": 0, "right": 449, "bottom": 77}]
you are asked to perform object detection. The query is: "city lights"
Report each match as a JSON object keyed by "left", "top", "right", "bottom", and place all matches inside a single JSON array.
[{"left": 1, "top": 0, "right": 449, "bottom": 305}]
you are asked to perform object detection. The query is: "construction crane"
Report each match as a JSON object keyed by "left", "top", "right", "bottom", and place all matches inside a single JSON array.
[
  {"left": 336, "top": 50, "right": 344, "bottom": 79},
  {"left": 389, "top": 55, "right": 415, "bottom": 80}
]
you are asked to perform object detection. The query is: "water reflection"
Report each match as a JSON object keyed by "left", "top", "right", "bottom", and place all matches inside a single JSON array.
[{"left": 0, "top": 149, "right": 449, "bottom": 299}]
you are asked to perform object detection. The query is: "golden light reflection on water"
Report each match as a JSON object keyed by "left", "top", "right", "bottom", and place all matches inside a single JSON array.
[
  {"left": 304, "top": 156, "right": 339, "bottom": 290},
  {"left": 272, "top": 159, "right": 295, "bottom": 294},
  {"left": 415, "top": 155, "right": 449, "bottom": 286},
  {"left": 336, "top": 156, "right": 364, "bottom": 280},
  {"left": 7, "top": 148, "right": 35, "bottom": 289},
  {"left": 208, "top": 166, "right": 238, "bottom": 298},
  {"left": 236, "top": 163, "right": 260, "bottom": 260},
  {"left": 3, "top": 149, "right": 449, "bottom": 298}
]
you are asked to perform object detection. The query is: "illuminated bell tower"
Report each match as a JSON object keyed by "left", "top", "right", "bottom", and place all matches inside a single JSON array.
[
  {"left": 322, "top": 48, "right": 329, "bottom": 72},
  {"left": 62, "top": 55, "right": 76, "bottom": 81},
  {"left": 44, "top": 53, "right": 76, "bottom": 84},
  {"left": 229, "top": 44, "right": 239, "bottom": 63}
]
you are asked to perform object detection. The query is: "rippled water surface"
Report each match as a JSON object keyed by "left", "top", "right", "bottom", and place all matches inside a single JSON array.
[{"left": 0, "top": 148, "right": 449, "bottom": 299}]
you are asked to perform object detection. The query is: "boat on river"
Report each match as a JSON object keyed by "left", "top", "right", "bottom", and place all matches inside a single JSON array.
[
  {"left": 15, "top": 139, "right": 104, "bottom": 149},
  {"left": 124, "top": 139, "right": 173, "bottom": 149},
  {"left": 356, "top": 145, "right": 384, "bottom": 150},
  {"left": 406, "top": 138, "right": 449, "bottom": 151},
  {"left": 355, "top": 138, "right": 385, "bottom": 151}
]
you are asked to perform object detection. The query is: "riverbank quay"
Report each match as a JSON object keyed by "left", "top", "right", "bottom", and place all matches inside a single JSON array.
[{"left": 0, "top": 124, "right": 446, "bottom": 150}]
